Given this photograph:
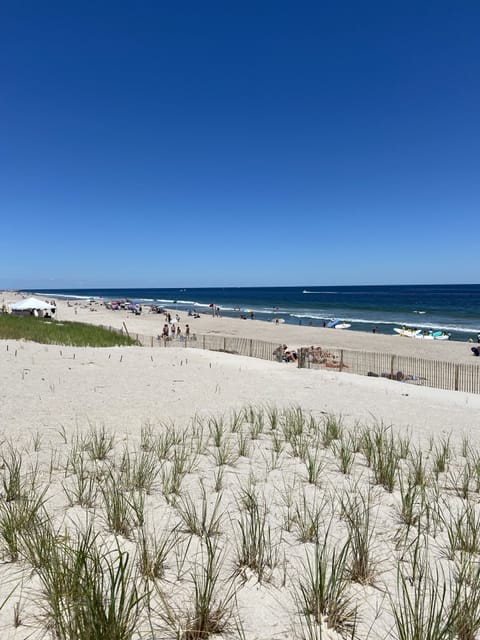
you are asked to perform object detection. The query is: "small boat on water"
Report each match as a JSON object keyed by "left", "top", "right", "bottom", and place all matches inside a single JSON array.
[
  {"left": 327, "top": 319, "right": 351, "bottom": 329},
  {"left": 394, "top": 327, "right": 450, "bottom": 340}
]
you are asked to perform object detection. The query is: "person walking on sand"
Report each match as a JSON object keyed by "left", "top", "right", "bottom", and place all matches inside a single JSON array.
[{"left": 185, "top": 324, "right": 190, "bottom": 337}]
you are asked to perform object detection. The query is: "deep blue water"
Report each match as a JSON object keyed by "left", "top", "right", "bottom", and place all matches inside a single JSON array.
[{"left": 29, "top": 285, "right": 480, "bottom": 342}]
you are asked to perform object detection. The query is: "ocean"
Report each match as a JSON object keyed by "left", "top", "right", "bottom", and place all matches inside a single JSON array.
[{"left": 29, "top": 285, "right": 480, "bottom": 342}]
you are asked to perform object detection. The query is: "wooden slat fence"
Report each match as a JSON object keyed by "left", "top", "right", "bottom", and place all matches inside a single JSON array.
[
  {"left": 101, "top": 325, "right": 480, "bottom": 395},
  {"left": 298, "top": 346, "right": 480, "bottom": 394},
  {"left": 107, "top": 328, "right": 279, "bottom": 363}
]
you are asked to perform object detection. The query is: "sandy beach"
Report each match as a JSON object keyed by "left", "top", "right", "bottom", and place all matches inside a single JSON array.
[
  {"left": 1, "top": 291, "right": 480, "bottom": 639},
  {"left": 2, "top": 291, "right": 477, "bottom": 364},
  {"left": 3, "top": 0, "right": 478, "bottom": 637}
]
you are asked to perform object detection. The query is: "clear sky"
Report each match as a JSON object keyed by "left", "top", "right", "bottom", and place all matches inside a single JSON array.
[{"left": 1, "top": 1, "right": 479, "bottom": 289}]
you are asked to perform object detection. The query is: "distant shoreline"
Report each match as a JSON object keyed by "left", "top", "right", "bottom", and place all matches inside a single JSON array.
[
  {"left": 12, "top": 284, "right": 480, "bottom": 343},
  {"left": 2, "top": 290, "right": 479, "bottom": 365}
]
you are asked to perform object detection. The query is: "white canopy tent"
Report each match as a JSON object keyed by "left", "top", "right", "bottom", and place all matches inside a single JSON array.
[{"left": 8, "top": 297, "right": 55, "bottom": 314}]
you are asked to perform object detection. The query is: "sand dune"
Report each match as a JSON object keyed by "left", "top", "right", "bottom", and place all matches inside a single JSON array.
[{"left": 0, "top": 292, "right": 480, "bottom": 639}]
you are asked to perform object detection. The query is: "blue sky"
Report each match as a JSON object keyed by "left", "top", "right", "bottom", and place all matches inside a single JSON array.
[{"left": 1, "top": 1, "right": 479, "bottom": 288}]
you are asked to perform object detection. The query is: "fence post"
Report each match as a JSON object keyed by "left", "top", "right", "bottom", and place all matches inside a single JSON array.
[
  {"left": 390, "top": 355, "right": 395, "bottom": 379},
  {"left": 223, "top": 337, "right": 226, "bottom": 352},
  {"left": 249, "top": 339, "right": 253, "bottom": 357},
  {"left": 298, "top": 348, "right": 304, "bottom": 368},
  {"left": 202, "top": 335, "right": 206, "bottom": 350},
  {"left": 151, "top": 336, "right": 153, "bottom": 347},
  {"left": 339, "top": 350, "right": 344, "bottom": 371},
  {"left": 455, "top": 364, "right": 459, "bottom": 391}
]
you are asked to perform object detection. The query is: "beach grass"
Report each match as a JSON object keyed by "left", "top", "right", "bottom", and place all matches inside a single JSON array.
[
  {"left": 296, "top": 532, "right": 357, "bottom": 636},
  {"left": 0, "top": 314, "right": 137, "bottom": 346},
  {"left": 2, "top": 403, "right": 480, "bottom": 638}
]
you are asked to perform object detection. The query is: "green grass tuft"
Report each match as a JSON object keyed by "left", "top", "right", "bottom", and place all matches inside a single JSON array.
[{"left": 0, "top": 315, "right": 138, "bottom": 347}]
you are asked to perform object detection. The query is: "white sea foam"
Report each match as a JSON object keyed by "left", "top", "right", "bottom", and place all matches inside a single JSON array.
[
  {"left": 303, "top": 290, "right": 338, "bottom": 294},
  {"left": 287, "top": 312, "right": 479, "bottom": 334},
  {"left": 34, "top": 292, "right": 98, "bottom": 300}
]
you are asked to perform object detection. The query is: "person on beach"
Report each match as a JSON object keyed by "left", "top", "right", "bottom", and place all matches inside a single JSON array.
[
  {"left": 185, "top": 324, "right": 190, "bottom": 337},
  {"left": 307, "top": 346, "right": 324, "bottom": 364},
  {"left": 273, "top": 344, "right": 297, "bottom": 363},
  {"left": 273, "top": 345, "right": 284, "bottom": 362},
  {"left": 283, "top": 348, "right": 298, "bottom": 362}
]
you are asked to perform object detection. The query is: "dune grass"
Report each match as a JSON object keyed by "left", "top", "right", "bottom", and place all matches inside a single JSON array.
[
  {"left": 0, "top": 314, "right": 137, "bottom": 346},
  {"left": 3, "top": 404, "right": 480, "bottom": 638}
]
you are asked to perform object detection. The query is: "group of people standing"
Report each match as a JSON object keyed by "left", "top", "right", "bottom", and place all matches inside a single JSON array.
[{"left": 159, "top": 320, "right": 190, "bottom": 341}]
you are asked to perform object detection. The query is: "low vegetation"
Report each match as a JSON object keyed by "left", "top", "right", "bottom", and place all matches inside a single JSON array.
[
  {"left": 0, "top": 314, "right": 137, "bottom": 346},
  {"left": 0, "top": 406, "right": 479, "bottom": 638}
]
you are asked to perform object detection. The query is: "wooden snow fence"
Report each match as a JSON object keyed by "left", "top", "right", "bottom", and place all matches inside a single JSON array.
[
  {"left": 297, "top": 346, "right": 480, "bottom": 394},
  {"left": 121, "top": 330, "right": 279, "bottom": 362},
  {"left": 104, "top": 325, "right": 480, "bottom": 395}
]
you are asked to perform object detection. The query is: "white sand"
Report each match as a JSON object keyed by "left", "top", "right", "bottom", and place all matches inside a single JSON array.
[
  {"left": 2, "top": 341, "right": 479, "bottom": 441},
  {"left": 3, "top": 290, "right": 477, "bottom": 363},
  {"left": 1, "top": 291, "right": 480, "bottom": 639}
]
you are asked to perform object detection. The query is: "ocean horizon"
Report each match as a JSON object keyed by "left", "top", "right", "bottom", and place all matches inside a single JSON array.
[{"left": 22, "top": 284, "right": 480, "bottom": 343}]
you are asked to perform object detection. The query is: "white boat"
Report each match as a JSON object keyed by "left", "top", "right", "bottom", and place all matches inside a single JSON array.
[
  {"left": 394, "top": 327, "right": 422, "bottom": 338},
  {"left": 419, "top": 330, "right": 450, "bottom": 341},
  {"left": 436, "top": 332, "right": 450, "bottom": 340},
  {"left": 394, "top": 327, "right": 450, "bottom": 340},
  {"left": 327, "top": 319, "right": 351, "bottom": 329}
]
